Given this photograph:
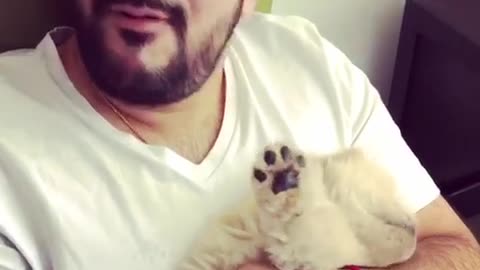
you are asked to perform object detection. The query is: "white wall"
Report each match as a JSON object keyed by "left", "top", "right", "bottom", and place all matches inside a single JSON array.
[{"left": 271, "top": 0, "right": 406, "bottom": 102}]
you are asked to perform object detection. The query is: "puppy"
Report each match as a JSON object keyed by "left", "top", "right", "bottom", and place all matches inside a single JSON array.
[{"left": 177, "top": 144, "right": 417, "bottom": 270}]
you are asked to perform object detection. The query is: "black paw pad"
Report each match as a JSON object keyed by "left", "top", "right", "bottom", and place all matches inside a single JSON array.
[
  {"left": 280, "top": 146, "right": 292, "bottom": 161},
  {"left": 272, "top": 168, "right": 299, "bottom": 194},
  {"left": 254, "top": 169, "right": 267, "bottom": 183},
  {"left": 296, "top": 155, "right": 306, "bottom": 167},
  {"left": 264, "top": 150, "right": 276, "bottom": 165}
]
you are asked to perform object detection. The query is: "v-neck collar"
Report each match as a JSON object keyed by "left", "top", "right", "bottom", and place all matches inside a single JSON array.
[{"left": 37, "top": 27, "right": 239, "bottom": 188}]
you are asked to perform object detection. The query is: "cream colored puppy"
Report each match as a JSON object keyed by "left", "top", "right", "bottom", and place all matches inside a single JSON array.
[{"left": 177, "top": 144, "right": 417, "bottom": 270}]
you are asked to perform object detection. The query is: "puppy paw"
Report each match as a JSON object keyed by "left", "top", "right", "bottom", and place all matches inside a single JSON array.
[{"left": 252, "top": 144, "right": 306, "bottom": 221}]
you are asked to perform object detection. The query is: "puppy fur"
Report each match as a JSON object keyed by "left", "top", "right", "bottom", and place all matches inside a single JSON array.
[{"left": 177, "top": 144, "right": 417, "bottom": 270}]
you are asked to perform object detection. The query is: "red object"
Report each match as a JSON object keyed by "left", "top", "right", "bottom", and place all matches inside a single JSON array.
[{"left": 345, "top": 266, "right": 361, "bottom": 270}]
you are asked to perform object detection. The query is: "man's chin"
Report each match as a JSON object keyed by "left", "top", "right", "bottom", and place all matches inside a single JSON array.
[{"left": 101, "top": 33, "right": 177, "bottom": 73}]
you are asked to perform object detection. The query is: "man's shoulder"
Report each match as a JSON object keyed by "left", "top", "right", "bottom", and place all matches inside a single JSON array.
[
  {"left": 0, "top": 48, "right": 39, "bottom": 71},
  {"left": 0, "top": 44, "right": 62, "bottom": 100},
  {"left": 237, "top": 13, "right": 320, "bottom": 40},
  {"left": 233, "top": 13, "right": 346, "bottom": 62},
  {"left": 231, "top": 13, "right": 371, "bottom": 112},
  {"left": 0, "top": 48, "right": 46, "bottom": 91},
  {"left": 0, "top": 46, "right": 69, "bottom": 135},
  {"left": 227, "top": 14, "right": 375, "bottom": 149},
  {"left": 232, "top": 13, "right": 364, "bottom": 87}
]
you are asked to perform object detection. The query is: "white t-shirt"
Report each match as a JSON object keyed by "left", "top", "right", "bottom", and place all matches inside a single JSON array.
[{"left": 0, "top": 13, "right": 439, "bottom": 270}]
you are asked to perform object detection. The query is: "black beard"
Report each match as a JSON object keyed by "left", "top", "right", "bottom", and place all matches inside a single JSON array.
[{"left": 69, "top": 0, "right": 244, "bottom": 107}]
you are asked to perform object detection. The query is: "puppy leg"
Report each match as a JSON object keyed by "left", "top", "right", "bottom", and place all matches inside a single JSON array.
[
  {"left": 251, "top": 144, "right": 311, "bottom": 270},
  {"left": 254, "top": 147, "right": 417, "bottom": 270},
  {"left": 254, "top": 145, "right": 370, "bottom": 270},
  {"left": 316, "top": 148, "right": 417, "bottom": 267}
]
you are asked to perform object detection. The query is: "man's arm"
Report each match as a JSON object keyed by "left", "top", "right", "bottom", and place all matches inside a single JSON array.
[
  {"left": 237, "top": 18, "right": 480, "bottom": 269},
  {"left": 383, "top": 195, "right": 480, "bottom": 269}
]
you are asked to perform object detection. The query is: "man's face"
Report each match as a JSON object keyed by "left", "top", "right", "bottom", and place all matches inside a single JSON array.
[{"left": 70, "top": 0, "right": 246, "bottom": 106}]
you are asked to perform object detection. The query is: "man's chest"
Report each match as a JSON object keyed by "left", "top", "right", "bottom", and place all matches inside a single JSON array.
[
  {"left": 0, "top": 97, "right": 351, "bottom": 270},
  {"left": 9, "top": 147, "right": 253, "bottom": 270}
]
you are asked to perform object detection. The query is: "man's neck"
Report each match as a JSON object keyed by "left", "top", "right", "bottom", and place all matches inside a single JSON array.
[{"left": 58, "top": 35, "right": 226, "bottom": 163}]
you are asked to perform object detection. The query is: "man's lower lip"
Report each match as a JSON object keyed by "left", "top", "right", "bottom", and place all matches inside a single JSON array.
[{"left": 110, "top": 13, "right": 168, "bottom": 32}]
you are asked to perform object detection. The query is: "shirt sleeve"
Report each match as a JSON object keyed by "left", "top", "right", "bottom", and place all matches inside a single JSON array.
[{"left": 347, "top": 67, "right": 441, "bottom": 213}]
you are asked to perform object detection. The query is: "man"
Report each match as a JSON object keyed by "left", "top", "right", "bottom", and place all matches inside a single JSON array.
[{"left": 0, "top": 0, "right": 478, "bottom": 269}]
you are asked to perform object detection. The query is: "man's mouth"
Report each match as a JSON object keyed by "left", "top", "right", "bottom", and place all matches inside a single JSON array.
[
  {"left": 109, "top": 4, "right": 171, "bottom": 33},
  {"left": 111, "top": 4, "right": 170, "bottom": 21}
]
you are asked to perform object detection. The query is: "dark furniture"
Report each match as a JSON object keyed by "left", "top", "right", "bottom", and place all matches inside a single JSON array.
[
  {"left": 388, "top": 0, "right": 480, "bottom": 218},
  {"left": 0, "top": 0, "right": 64, "bottom": 53}
]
